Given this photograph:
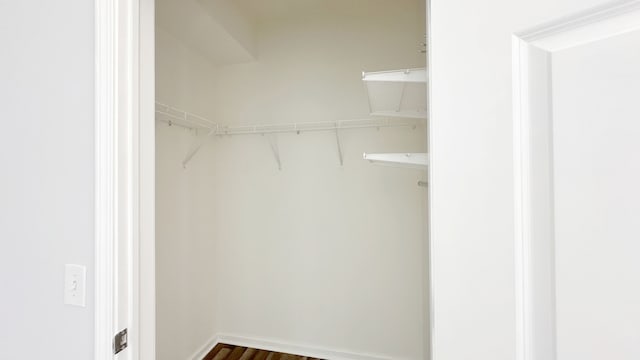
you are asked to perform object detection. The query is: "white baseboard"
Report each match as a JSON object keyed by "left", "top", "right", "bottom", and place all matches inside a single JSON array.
[
  {"left": 189, "top": 333, "right": 395, "bottom": 360},
  {"left": 187, "top": 334, "right": 219, "bottom": 360},
  {"left": 187, "top": 332, "right": 395, "bottom": 360}
]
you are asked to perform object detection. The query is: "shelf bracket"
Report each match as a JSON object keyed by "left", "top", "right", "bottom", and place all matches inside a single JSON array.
[
  {"left": 267, "top": 134, "right": 282, "bottom": 171},
  {"left": 397, "top": 82, "right": 407, "bottom": 112},
  {"left": 182, "top": 128, "right": 216, "bottom": 168},
  {"left": 335, "top": 127, "right": 343, "bottom": 166}
]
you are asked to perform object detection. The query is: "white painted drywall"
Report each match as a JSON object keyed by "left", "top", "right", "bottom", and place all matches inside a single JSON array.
[
  {"left": 428, "top": 0, "right": 612, "bottom": 359},
  {"left": 156, "top": 0, "right": 256, "bottom": 65},
  {"left": 155, "top": 27, "right": 220, "bottom": 360},
  {"left": 206, "top": 3, "right": 428, "bottom": 359},
  {"left": 207, "top": 129, "right": 428, "bottom": 360},
  {"left": 0, "top": 1, "right": 94, "bottom": 359},
  {"left": 156, "top": 1, "right": 429, "bottom": 359},
  {"left": 156, "top": 123, "right": 220, "bottom": 360}
]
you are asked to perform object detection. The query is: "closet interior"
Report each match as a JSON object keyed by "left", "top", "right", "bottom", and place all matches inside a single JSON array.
[{"left": 155, "top": 1, "right": 429, "bottom": 359}]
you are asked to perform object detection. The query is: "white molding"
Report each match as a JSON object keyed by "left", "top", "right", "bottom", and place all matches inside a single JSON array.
[
  {"left": 138, "top": 0, "right": 156, "bottom": 358},
  {"left": 187, "top": 335, "right": 219, "bottom": 360},
  {"left": 94, "top": 0, "right": 117, "bottom": 359},
  {"left": 95, "top": 0, "right": 155, "bottom": 359},
  {"left": 512, "top": 1, "right": 640, "bottom": 359},
  {"left": 127, "top": 0, "right": 142, "bottom": 358},
  {"left": 425, "top": 1, "right": 434, "bottom": 359},
  {"left": 208, "top": 334, "right": 397, "bottom": 360},
  {"left": 516, "top": 0, "right": 640, "bottom": 46}
]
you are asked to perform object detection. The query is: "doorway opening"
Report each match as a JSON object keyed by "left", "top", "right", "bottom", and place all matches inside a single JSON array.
[{"left": 153, "top": 1, "right": 430, "bottom": 359}]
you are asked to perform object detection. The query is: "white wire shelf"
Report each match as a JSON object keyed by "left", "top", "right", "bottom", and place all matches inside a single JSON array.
[
  {"left": 155, "top": 102, "right": 218, "bottom": 130},
  {"left": 369, "top": 110, "right": 427, "bottom": 119},
  {"left": 215, "top": 117, "right": 424, "bottom": 135},
  {"left": 155, "top": 101, "right": 425, "bottom": 168},
  {"left": 362, "top": 68, "right": 428, "bottom": 83},
  {"left": 363, "top": 68, "right": 428, "bottom": 120},
  {"left": 155, "top": 101, "right": 424, "bottom": 136},
  {"left": 363, "top": 152, "right": 429, "bottom": 168}
]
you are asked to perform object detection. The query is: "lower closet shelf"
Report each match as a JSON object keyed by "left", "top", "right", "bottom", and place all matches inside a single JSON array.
[{"left": 363, "top": 152, "right": 429, "bottom": 168}]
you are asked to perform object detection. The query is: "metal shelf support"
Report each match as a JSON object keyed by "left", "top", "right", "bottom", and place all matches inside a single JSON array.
[
  {"left": 267, "top": 134, "right": 282, "bottom": 171},
  {"left": 182, "top": 128, "right": 217, "bottom": 168},
  {"left": 335, "top": 127, "right": 344, "bottom": 166}
]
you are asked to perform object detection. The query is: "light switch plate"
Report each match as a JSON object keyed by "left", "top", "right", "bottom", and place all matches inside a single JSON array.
[{"left": 64, "top": 264, "right": 86, "bottom": 307}]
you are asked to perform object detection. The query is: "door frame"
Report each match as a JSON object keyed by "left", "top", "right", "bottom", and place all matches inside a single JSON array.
[
  {"left": 95, "top": 0, "right": 433, "bottom": 359},
  {"left": 512, "top": 1, "right": 640, "bottom": 359},
  {"left": 94, "top": 0, "right": 155, "bottom": 359}
]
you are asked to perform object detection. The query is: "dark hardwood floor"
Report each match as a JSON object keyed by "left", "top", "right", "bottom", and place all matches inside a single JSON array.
[{"left": 203, "top": 343, "right": 325, "bottom": 360}]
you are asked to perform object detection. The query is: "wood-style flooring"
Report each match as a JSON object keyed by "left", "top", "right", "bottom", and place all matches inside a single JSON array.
[{"left": 203, "top": 343, "right": 325, "bottom": 360}]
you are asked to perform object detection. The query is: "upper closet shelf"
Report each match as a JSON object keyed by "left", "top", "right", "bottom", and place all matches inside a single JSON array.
[
  {"left": 362, "top": 68, "right": 428, "bottom": 119},
  {"left": 156, "top": 101, "right": 423, "bottom": 135},
  {"left": 156, "top": 102, "right": 218, "bottom": 130},
  {"left": 363, "top": 152, "right": 429, "bottom": 168},
  {"left": 156, "top": 101, "right": 424, "bottom": 168}
]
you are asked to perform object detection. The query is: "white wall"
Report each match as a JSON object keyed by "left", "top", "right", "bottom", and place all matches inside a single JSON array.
[
  {"left": 156, "top": 27, "right": 220, "bottom": 360},
  {"left": 206, "top": 3, "right": 428, "bottom": 359},
  {"left": 428, "top": 0, "right": 611, "bottom": 359},
  {"left": 207, "top": 130, "right": 427, "bottom": 360},
  {"left": 156, "top": 1, "right": 428, "bottom": 359},
  {"left": 0, "top": 1, "right": 94, "bottom": 359},
  {"left": 156, "top": 123, "right": 220, "bottom": 360}
]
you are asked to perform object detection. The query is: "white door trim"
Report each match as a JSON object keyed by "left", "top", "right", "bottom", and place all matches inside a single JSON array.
[
  {"left": 138, "top": 0, "right": 156, "bottom": 357},
  {"left": 425, "top": 0, "right": 434, "bottom": 359},
  {"left": 512, "top": 1, "right": 640, "bottom": 359},
  {"left": 96, "top": 0, "right": 438, "bottom": 359},
  {"left": 95, "top": 0, "right": 155, "bottom": 359},
  {"left": 94, "top": 0, "right": 117, "bottom": 358}
]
